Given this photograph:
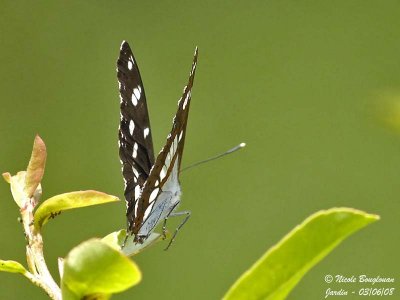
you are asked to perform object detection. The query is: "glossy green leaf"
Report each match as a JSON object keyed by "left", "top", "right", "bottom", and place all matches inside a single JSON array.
[
  {"left": 24, "top": 135, "right": 47, "bottom": 198},
  {"left": 223, "top": 208, "right": 379, "bottom": 300},
  {"left": 102, "top": 229, "right": 162, "bottom": 256},
  {"left": 34, "top": 190, "right": 119, "bottom": 229},
  {"left": 61, "top": 281, "right": 80, "bottom": 300},
  {"left": 0, "top": 260, "right": 27, "bottom": 274},
  {"left": 62, "top": 239, "right": 141, "bottom": 299}
]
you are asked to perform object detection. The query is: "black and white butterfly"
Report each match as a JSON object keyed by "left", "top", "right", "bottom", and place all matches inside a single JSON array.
[{"left": 117, "top": 41, "right": 197, "bottom": 249}]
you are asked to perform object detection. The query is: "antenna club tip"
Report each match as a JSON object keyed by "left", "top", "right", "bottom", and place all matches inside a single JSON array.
[{"left": 239, "top": 142, "right": 246, "bottom": 148}]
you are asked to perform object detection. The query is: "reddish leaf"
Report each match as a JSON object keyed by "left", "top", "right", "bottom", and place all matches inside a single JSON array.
[{"left": 25, "top": 135, "right": 47, "bottom": 198}]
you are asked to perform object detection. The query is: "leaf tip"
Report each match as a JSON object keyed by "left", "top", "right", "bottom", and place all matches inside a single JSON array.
[
  {"left": 367, "top": 213, "right": 380, "bottom": 221},
  {"left": 33, "top": 134, "right": 47, "bottom": 158},
  {"left": 2, "top": 172, "right": 11, "bottom": 183},
  {"left": 24, "top": 134, "right": 47, "bottom": 198},
  {"left": 87, "top": 190, "right": 120, "bottom": 202}
]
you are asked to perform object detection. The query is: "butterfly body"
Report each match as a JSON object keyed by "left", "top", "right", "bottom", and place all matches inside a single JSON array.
[{"left": 117, "top": 41, "right": 197, "bottom": 246}]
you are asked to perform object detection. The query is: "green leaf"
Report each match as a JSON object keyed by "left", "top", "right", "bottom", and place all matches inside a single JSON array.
[
  {"left": 24, "top": 135, "right": 47, "bottom": 198},
  {"left": 0, "top": 260, "right": 27, "bottom": 274},
  {"left": 102, "top": 229, "right": 162, "bottom": 256},
  {"left": 34, "top": 190, "right": 119, "bottom": 229},
  {"left": 62, "top": 239, "right": 141, "bottom": 299},
  {"left": 223, "top": 208, "right": 379, "bottom": 300},
  {"left": 61, "top": 281, "right": 80, "bottom": 300}
]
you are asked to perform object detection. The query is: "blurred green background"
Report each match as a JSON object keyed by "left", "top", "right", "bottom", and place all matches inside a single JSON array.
[{"left": 1, "top": 1, "right": 399, "bottom": 299}]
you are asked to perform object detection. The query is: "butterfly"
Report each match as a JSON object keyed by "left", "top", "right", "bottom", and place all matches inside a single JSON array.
[{"left": 117, "top": 41, "right": 197, "bottom": 249}]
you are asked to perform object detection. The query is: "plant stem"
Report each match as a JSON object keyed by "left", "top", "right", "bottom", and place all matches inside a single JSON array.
[{"left": 21, "top": 194, "right": 61, "bottom": 300}]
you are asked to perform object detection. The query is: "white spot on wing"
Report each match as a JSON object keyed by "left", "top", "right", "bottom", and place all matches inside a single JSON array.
[
  {"left": 134, "top": 200, "right": 139, "bottom": 215},
  {"left": 143, "top": 202, "right": 155, "bottom": 219},
  {"left": 132, "top": 166, "right": 139, "bottom": 178},
  {"left": 131, "top": 92, "right": 138, "bottom": 106},
  {"left": 123, "top": 178, "right": 127, "bottom": 189},
  {"left": 149, "top": 188, "right": 159, "bottom": 203},
  {"left": 133, "top": 142, "right": 138, "bottom": 158},
  {"left": 129, "top": 120, "right": 135, "bottom": 135},
  {"left": 128, "top": 61, "right": 133, "bottom": 70},
  {"left": 144, "top": 127, "right": 150, "bottom": 138},
  {"left": 178, "top": 131, "right": 183, "bottom": 141},
  {"left": 160, "top": 167, "right": 167, "bottom": 181},
  {"left": 133, "top": 87, "right": 141, "bottom": 101},
  {"left": 183, "top": 93, "right": 190, "bottom": 110},
  {"left": 134, "top": 185, "right": 141, "bottom": 200},
  {"left": 166, "top": 152, "right": 171, "bottom": 165},
  {"left": 173, "top": 137, "right": 178, "bottom": 152}
]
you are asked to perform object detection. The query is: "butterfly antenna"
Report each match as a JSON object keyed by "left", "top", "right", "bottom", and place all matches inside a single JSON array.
[{"left": 181, "top": 142, "right": 246, "bottom": 172}]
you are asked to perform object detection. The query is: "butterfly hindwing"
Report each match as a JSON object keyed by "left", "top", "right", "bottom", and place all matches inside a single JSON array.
[
  {"left": 133, "top": 47, "right": 198, "bottom": 238},
  {"left": 117, "top": 41, "right": 155, "bottom": 228}
]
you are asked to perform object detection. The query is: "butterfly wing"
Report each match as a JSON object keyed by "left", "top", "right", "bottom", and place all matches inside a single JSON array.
[
  {"left": 132, "top": 47, "right": 198, "bottom": 238},
  {"left": 117, "top": 41, "right": 155, "bottom": 229}
]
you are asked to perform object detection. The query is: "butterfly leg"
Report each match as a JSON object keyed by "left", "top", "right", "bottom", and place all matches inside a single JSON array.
[
  {"left": 121, "top": 232, "right": 129, "bottom": 248},
  {"left": 162, "top": 201, "right": 180, "bottom": 239},
  {"left": 164, "top": 210, "right": 191, "bottom": 251},
  {"left": 162, "top": 218, "right": 168, "bottom": 240}
]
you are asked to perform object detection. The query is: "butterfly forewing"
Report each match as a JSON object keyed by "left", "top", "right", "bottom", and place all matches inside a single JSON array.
[
  {"left": 133, "top": 47, "right": 198, "bottom": 238},
  {"left": 117, "top": 41, "right": 155, "bottom": 229}
]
